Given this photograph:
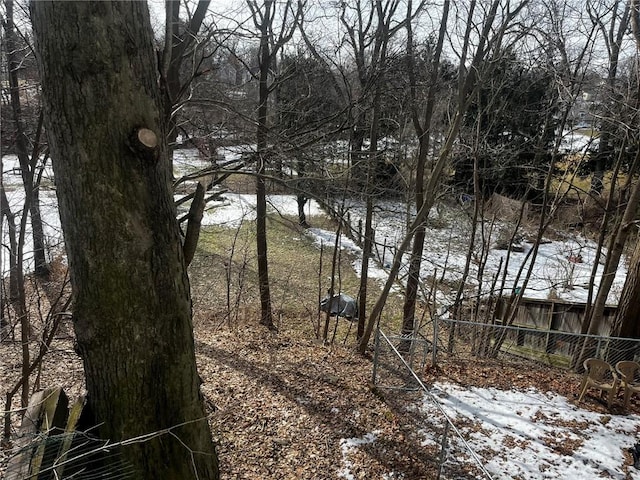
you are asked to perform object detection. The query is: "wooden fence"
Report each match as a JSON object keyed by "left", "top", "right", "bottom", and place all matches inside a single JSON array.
[{"left": 494, "top": 297, "right": 618, "bottom": 336}]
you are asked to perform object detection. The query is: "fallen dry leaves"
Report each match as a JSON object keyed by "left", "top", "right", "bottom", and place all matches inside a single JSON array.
[
  {"left": 197, "top": 319, "right": 442, "bottom": 479},
  {"left": 3, "top": 303, "right": 640, "bottom": 478}
]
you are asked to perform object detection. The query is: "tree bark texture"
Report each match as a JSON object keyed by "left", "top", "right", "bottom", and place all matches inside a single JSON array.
[
  {"left": 613, "top": 237, "right": 640, "bottom": 338},
  {"left": 30, "top": 2, "right": 218, "bottom": 479}
]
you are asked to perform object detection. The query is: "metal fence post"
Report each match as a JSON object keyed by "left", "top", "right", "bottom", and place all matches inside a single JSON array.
[
  {"left": 375, "top": 329, "right": 494, "bottom": 479},
  {"left": 433, "top": 316, "right": 438, "bottom": 367},
  {"left": 436, "top": 421, "right": 450, "bottom": 480},
  {"left": 372, "top": 327, "right": 381, "bottom": 386}
]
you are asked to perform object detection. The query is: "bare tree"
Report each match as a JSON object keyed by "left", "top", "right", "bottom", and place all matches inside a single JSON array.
[
  {"left": 584, "top": 0, "right": 640, "bottom": 341},
  {"left": 400, "top": 0, "right": 450, "bottom": 340},
  {"left": 247, "top": 0, "right": 302, "bottom": 329},
  {"left": 1, "top": 0, "right": 48, "bottom": 278},
  {"left": 337, "top": 0, "right": 424, "bottom": 339},
  {"left": 1, "top": 0, "right": 50, "bottom": 408},
  {"left": 159, "top": 0, "right": 224, "bottom": 266},
  {"left": 586, "top": 0, "right": 631, "bottom": 196},
  {"left": 568, "top": 0, "right": 637, "bottom": 346},
  {"left": 358, "top": 0, "right": 530, "bottom": 353},
  {"left": 160, "top": 0, "right": 212, "bottom": 149}
]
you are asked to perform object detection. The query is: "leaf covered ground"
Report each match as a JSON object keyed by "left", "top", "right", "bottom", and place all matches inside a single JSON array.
[
  {"left": 3, "top": 300, "right": 640, "bottom": 479},
  {"left": 199, "top": 321, "right": 428, "bottom": 479},
  {"left": 195, "top": 317, "right": 640, "bottom": 479}
]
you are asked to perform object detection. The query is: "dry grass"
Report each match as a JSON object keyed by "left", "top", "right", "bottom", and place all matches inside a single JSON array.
[{"left": 189, "top": 210, "right": 405, "bottom": 338}]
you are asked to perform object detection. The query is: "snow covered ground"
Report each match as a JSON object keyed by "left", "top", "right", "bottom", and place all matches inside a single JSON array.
[
  {"left": 1, "top": 155, "right": 61, "bottom": 274},
  {"left": 338, "top": 383, "right": 640, "bottom": 480},
  {"left": 302, "top": 198, "right": 627, "bottom": 306},
  {"left": 189, "top": 152, "right": 635, "bottom": 478},
  {"left": 7, "top": 145, "right": 624, "bottom": 309},
  {"left": 340, "top": 383, "right": 640, "bottom": 480},
  {"left": 185, "top": 146, "right": 635, "bottom": 479},
  {"left": 560, "top": 129, "right": 599, "bottom": 154},
  {"left": 422, "top": 383, "right": 640, "bottom": 479}
]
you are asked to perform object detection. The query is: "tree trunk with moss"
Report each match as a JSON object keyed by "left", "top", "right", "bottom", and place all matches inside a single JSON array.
[{"left": 31, "top": 2, "right": 218, "bottom": 479}]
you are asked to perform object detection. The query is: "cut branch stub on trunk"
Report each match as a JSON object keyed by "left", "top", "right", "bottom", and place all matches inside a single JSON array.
[{"left": 127, "top": 127, "right": 159, "bottom": 164}]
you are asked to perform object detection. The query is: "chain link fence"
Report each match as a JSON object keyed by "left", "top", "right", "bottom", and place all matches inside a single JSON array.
[
  {"left": 436, "top": 318, "right": 640, "bottom": 370},
  {"left": 372, "top": 330, "right": 494, "bottom": 479},
  {"left": 372, "top": 321, "right": 640, "bottom": 478}
]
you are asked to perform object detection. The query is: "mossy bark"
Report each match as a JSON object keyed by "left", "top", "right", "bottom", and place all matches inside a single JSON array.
[{"left": 30, "top": 2, "right": 218, "bottom": 479}]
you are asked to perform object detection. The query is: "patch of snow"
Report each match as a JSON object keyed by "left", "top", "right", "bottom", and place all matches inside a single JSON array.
[
  {"left": 333, "top": 382, "right": 640, "bottom": 478},
  {"left": 338, "top": 431, "right": 379, "bottom": 480},
  {"left": 2, "top": 148, "right": 629, "bottom": 308},
  {"left": 560, "top": 131, "right": 599, "bottom": 154},
  {"left": 306, "top": 228, "right": 361, "bottom": 253},
  {"left": 200, "top": 194, "right": 324, "bottom": 228},
  {"left": 416, "top": 382, "right": 640, "bottom": 479},
  {"left": 1, "top": 184, "right": 62, "bottom": 276},
  {"left": 325, "top": 198, "right": 626, "bottom": 305}
]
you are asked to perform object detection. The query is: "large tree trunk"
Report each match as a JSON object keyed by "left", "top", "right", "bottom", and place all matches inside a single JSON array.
[
  {"left": 31, "top": 2, "right": 218, "bottom": 479},
  {"left": 613, "top": 237, "right": 640, "bottom": 338}
]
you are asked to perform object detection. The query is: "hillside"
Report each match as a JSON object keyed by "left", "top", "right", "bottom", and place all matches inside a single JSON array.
[
  {"left": 3, "top": 200, "right": 640, "bottom": 479},
  {"left": 2, "top": 149, "right": 639, "bottom": 479}
]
